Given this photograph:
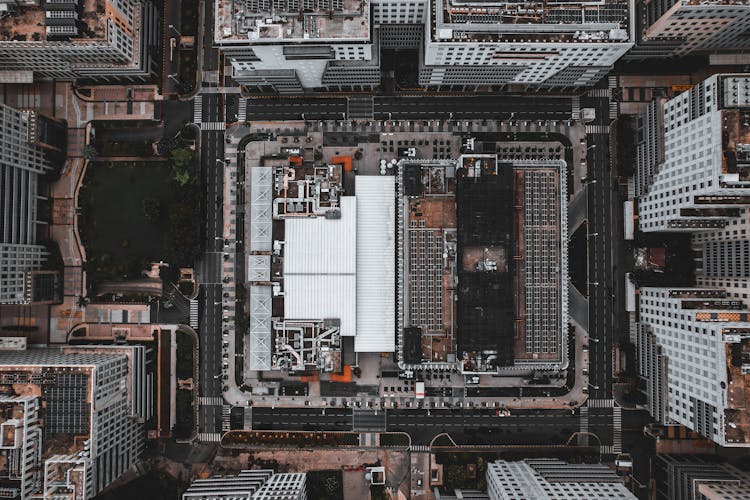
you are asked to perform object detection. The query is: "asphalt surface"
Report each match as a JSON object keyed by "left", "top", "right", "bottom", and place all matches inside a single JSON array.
[
  {"left": 245, "top": 96, "right": 573, "bottom": 121},
  {"left": 250, "top": 408, "right": 616, "bottom": 446},
  {"left": 583, "top": 90, "right": 619, "bottom": 402}
]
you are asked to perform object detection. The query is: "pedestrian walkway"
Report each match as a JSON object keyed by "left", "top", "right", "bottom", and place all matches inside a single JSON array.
[
  {"left": 200, "top": 86, "right": 241, "bottom": 94},
  {"left": 198, "top": 432, "right": 222, "bottom": 442},
  {"left": 411, "top": 445, "right": 429, "bottom": 452},
  {"left": 199, "top": 396, "right": 225, "bottom": 406},
  {"left": 571, "top": 96, "right": 581, "bottom": 120},
  {"left": 599, "top": 445, "right": 614, "bottom": 455},
  {"left": 238, "top": 97, "right": 247, "bottom": 122},
  {"left": 587, "top": 89, "right": 611, "bottom": 98},
  {"left": 189, "top": 299, "right": 199, "bottom": 329},
  {"left": 608, "top": 76, "right": 619, "bottom": 120},
  {"left": 347, "top": 96, "right": 374, "bottom": 119},
  {"left": 193, "top": 95, "right": 202, "bottom": 124},
  {"left": 201, "top": 121, "right": 226, "bottom": 131},
  {"left": 588, "top": 399, "right": 615, "bottom": 408},
  {"left": 222, "top": 406, "right": 231, "bottom": 432},
  {"left": 613, "top": 406, "right": 622, "bottom": 454},
  {"left": 586, "top": 124, "right": 610, "bottom": 134},
  {"left": 578, "top": 406, "right": 589, "bottom": 446}
]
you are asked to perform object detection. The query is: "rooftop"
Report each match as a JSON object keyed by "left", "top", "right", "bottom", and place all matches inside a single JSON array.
[
  {"left": 432, "top": 0, "right": 631, "bottom": 44},
  {"left": 0, "top": 0, "right": 108, "bottom": 43},
  {"left": 724, "top": 336, "right": 750, "bottom": 446},
  {"left": 215, "top": 0, "right": 370, "bottom": 43}
]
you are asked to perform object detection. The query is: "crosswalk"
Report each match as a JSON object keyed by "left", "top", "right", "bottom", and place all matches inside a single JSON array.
[
  {"left": 238, "top": 97, "right": 247, "bottom": 122},
  {"left": 572, "top": 95, "right": 581, "bottom": 120},
  {"left": 201, "top": 121, "right": 226, "bottom": 131},
  {"left": 587, "top": 88, "right": 611, "bottom": 98},
  {"left": 586, "top": 124, "right": 610, "bottom": 134},
  {"left": 609, "top": 100, "right": 619, "bottom": 120},
  {"left": 199, "top": 396, "right": 224, "bottom": 406},
  {"left": 578, "top": 406, "right": 589, "bottom": 446},
  {"left": 189, "top": 299, "right": 199, "bottom": 329},
  {"left": 600, "top": 445, "right": 615, "bottom": 455},
  {"left": 222, "top": 406, "right": 231, "bottom": 432},
  {"left": 613, "top": 406, "right": 622, "bottom": 454},
  {"left": 588, "top": 399, "right": 615, "bottom": 408},
  {"left": 193, "top": 95, "right": 202, "bottom": 124},
  {"left": 411, "top": 445, "right": 430, "bottom": 452},
  {"left": 198, "top": 432, "right": 222, "bottom": 443}
]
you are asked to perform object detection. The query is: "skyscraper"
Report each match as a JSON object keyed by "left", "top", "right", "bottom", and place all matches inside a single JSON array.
[
  {"left": 0, "top": 104, "right": 65, "bottom": 304},
  {"left": 631, "top": 1, "right": 750, "bottom": 59},
  {"left": 636, "top": 74, "right": 750, "bottom": 232},
  {"left": 182, "top": 470, "right": 307, "bottom": 500},
  {"left": 0, "top": 345, "right": 149, "bottom": 499},
  {"left": 485, "top": 459, "right": 635, "bottom": 499},
  {"left": 0, "top": 0, "right": 159, "bottom": 82}
]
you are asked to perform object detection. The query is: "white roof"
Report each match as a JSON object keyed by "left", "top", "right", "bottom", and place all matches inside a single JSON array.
[
  {"left": 355, "top": 176, "right": 396, "bottom": 353},
  {"left": 283, "top": 196, "right": 357, "bottom": 336}
]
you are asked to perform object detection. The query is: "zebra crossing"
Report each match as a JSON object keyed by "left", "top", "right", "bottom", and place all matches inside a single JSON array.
[
  {"left": 588, "top": 399, "right": 615, "bottom": 408},
  {"left": 201, "top": 122, "right": 226, "bottom": 131},
  {"left": 193, "top": 95, "right": 202, "bottom": 124},
  {"left": 609, "top": 100, "right": 619, "bottom": 120},
  {"left": 189, "top": 299, "right": 199, "bottom": 329},
  {"left": 587, "top": 88, "right": 611, "bottom": 98},
  {"left": 199, "top": 396, "right": 224, "bottom": 406},
  {"left": 411, "top": 445, "right": 430, "bottom": 452},
  {"left": 578, "top": 406, "right": 589, "bottom": 446},
  {"left": 613, "top": 406, "right": 623, "bottom": 454},
  {"left": 238, "top": 98, "right": 247, "bottom": 122},
  {"left": 599, "top": 445, "right": 615, "bottom": 455},
  {"left": 586, "top": 124, "right": 610, "bottom": 134},
  {"left": 572, "top": 95, "right": 581, "bottom": 120},
  {"left": 198, "top": 432, "right": 222, "bottom": 443},
  {"left": 222, "top": 406, "right": 231, "bottom": 432}
]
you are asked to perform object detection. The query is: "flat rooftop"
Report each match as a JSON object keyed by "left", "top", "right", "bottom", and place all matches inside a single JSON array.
[
  {"left": 0, "top": 0, "right": 108, "bottom": 42},
  {"left": 215, "top": 0, "right": 370, "bottom": 43},
  {"left": 724, "top": 336, "right": 750, "bottom": 446},
  {"left": 432, "top": 0, "right": 631, "bottom": 43}
]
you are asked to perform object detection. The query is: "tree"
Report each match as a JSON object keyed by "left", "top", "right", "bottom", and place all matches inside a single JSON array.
[
  {"left": 170, "top": 147, "right": 195, "bottom": 186},
  {"left": 82, "top": 144, "right": 99, "bottom": 160}
]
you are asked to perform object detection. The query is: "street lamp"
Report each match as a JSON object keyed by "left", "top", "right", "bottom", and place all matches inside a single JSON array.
[
  {"left": 588, "top": 383, "right": 599, "bottom": 390},
  {"left": 587, "top": 144, "right": 597, "bottom": 150},
  {"left": 587, "top": 232, "right": 599, "bottom": 237},
  {"left": 589, "top": 337, "right": 600, "bottom": 343},
  {"left": 588, "top": 282, "right": 599, "bottom": 286}
]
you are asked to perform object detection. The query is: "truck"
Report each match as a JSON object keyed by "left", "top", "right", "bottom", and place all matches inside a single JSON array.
[{"left": 415, "top": 381, "right": 425, "bottom": 399}]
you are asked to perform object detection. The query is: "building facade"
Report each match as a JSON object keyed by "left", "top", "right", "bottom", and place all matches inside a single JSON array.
[
  {"left": 636, "top": 287, "right": 750, "bottom": 447},
  {"left": 652, "top": 454, "right": 750, "bottom": 500},
  {"left": 485, "top": 459, "right": 635, "bottom": 499},
  {"left": 0, "top": 346, "right": 148, "bottom": 499},
  {"left": 636, "top": 74, "right": 750, "bottom": 232},
  {"left": 215, "top": 0, "right": 634, "bottom": 93},
  {"left": 0, "top": 0, "right": 159, "bottom": 82},
  {"left": 631, "top": 1, "right": 750, "bottom": 59},
  {"left": 0, "top": 104, "right": 65, "bottom": 304},
  {"left": 182, "top": 470, "right": 306, "bottom": 500}
]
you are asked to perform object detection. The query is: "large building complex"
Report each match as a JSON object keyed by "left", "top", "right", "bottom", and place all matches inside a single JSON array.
[
  {"left": 631, "top": 0, "right": 750, "bottom": 59},
  {"left": 635, "top": 74, "right": 750, "bottom": 232},
  {"left": 215, "top": 0, "right": 634, "bottom": 93},
  {"left": 0, "top": 0, "right": 159, "bottom": 82},
  {"left": 0, "top": 345, "right": 150, "bottom": 499},
  {"left": 485, "top": 459, "right": 635, "bottom": 499},
  {"left": 636, "top": 288, "right": 750, "bottom": 446},
  {"left": 182, "top": 469, "right": 307, "bottom": 500},
  {"left": 652, "top": 454, "right": 750, "bottom": 500},
  {"left": 0, "top": 104, "right": 65, "bottom": 304},
  {"left": 245, "top": 143, "right": 569, "bottom": 376}
]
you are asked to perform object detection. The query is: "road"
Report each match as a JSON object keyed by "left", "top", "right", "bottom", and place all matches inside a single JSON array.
[
  {"left": 194, "top": 0, "right": 226, "bottom": 438},
  {"left": 583, "top": 90, "right": 619, "bottom": 402},
  {"left": 245, "top": 96, "right": 573, "bottom": 121},
  {"left": 250, "top": 407, "right": 617, "bottom": 446}
]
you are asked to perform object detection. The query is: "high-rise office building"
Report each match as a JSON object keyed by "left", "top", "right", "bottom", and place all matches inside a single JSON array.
[
  {"left": 0, "top": 104, "right": 66, "bottom": 304},
  {"left": 182, "top": 470, "right": 307, "bottom": 500},
  {"left": 214, "top": 0, "right": 634, "bottom": 93},
  {"left": 636, "top": 287, "right": 750, "bottom": 447},
  {"left": 0, "top": 345, "right": 149, "bottom": 499},
  {"left": 0, "top": 0, "right": 159, "bottom": 82},
  {"left": 652, "top": 454, "right": 750, "bottom": 500},
  {"left": 631, "top": 1, "right": 750, "bottom": 59},
  {"left": 636, "top": 74, "right": 750, "bottom": 232},
  {"left": 485, "top": 459, "right": 635, "bottom": 499}
]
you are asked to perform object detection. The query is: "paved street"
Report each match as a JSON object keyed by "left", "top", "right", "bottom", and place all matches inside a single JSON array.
[{"left": 244, "top": 95, "right": 573, "bottom": 121}]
